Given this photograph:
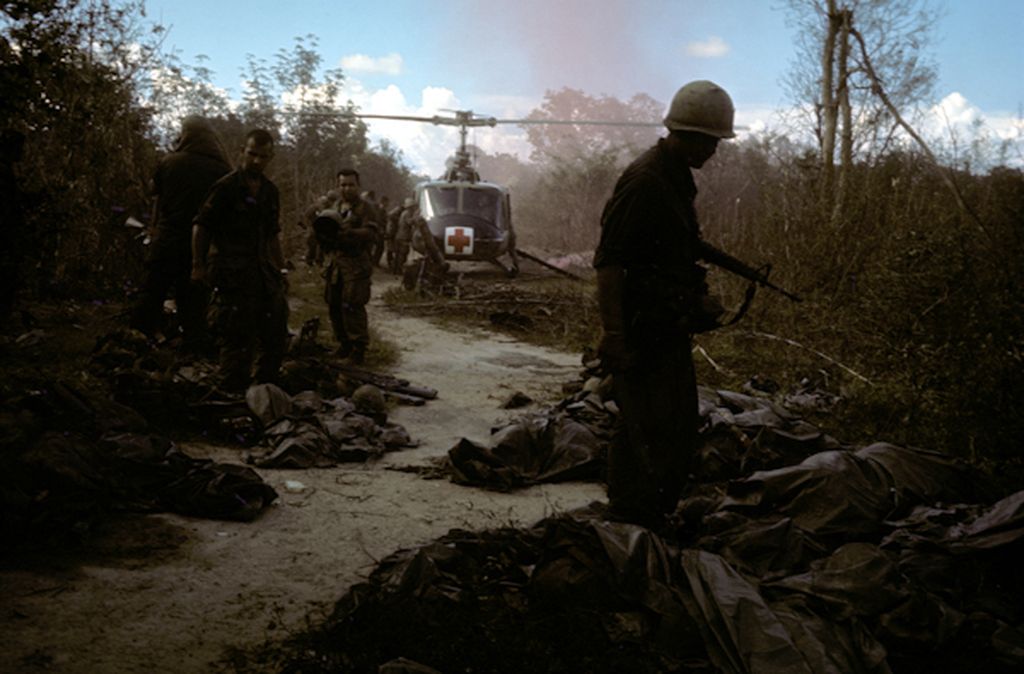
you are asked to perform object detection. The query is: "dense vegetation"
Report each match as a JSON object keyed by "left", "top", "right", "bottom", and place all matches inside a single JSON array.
[{"left": 3, "top": 1, "right": 1021, "bottom": 475}]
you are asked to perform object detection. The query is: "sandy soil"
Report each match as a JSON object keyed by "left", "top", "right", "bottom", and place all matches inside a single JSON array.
[{"left": 0, "top": 271, "right": 605, "bottom": 673}]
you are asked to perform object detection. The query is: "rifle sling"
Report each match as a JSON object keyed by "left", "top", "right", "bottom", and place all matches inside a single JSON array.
[{"left": 720, "top": 278, "right": 757, "bottom": 328}]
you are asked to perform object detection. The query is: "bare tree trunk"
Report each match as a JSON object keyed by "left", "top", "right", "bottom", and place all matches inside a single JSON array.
[
  {"left": 820, "top": 0, "right": 839, "bottom": 206},
  {"left": 833, "top": 8, "right": 854, "bottom": 225}
]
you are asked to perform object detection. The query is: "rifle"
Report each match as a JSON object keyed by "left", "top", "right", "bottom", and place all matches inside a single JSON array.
[{"left": 697, "top": 240, "right": 802, "bottom": 303}]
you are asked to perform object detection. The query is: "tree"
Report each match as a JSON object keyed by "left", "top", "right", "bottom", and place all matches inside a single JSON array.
[
  {"left": 515, "top": 148, "right": 622, "bottom": 252},
  {"left": 356, "top": 139, "right": 417, "bottom": 204},
  {"left": 510, "top": 89, "right": 665, "bottom": 252},
  {"left": 239, "top": 54, "right": 278, "bottom": 132},
  {"left": 2, "top": 0, "right": 161, "bottom": 296},
  {"left": 147, "top": 53, "right": 233, "bottom": 143},
  {"left": 269, "top": 35, "right": 368, "bottom": 235},
  {"left": 782, "top": 0, "right": 940, "bottom": 213},
  {"left": 521, "top": 88, "right": 661, "bottom": 162},
  {"left": 473, "top": 148, "right": 531, "bottom": 190}
]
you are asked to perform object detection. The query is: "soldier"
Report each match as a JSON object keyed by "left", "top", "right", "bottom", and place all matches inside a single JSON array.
[
  {"left": 594, "top": 80, "right": 736, "bottom": 527},
  {"left": 384, "top": 198, "right": 403, "bottom": 274},
  {"left": 191, "top": 129, "right": 289, "bottom": 391},
  {"left": 391, "top": 196, "right": 417, "bottom": 275},
  {"left": 316, "top": 169, "right": 379, "bottom": 364},
  {"left": 376, "top": 194, "right": 391, "bottom": 268},
  {"left": 130, "top": 116, "right": 231, "bottom": 349},
  {"left": 400, "top": 201, "right": 447, "bottom": 292},
  {"left": 360, "top": 190, "right": 387, "bottom": 268}
]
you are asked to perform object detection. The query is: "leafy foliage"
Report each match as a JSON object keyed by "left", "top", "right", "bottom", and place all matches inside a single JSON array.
[{"left": 2, "top": 0, "right": 160, "bottom": 297}]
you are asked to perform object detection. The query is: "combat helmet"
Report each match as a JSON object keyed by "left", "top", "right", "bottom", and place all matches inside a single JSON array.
[
  {"left": 663, "top": 80, "right": 736, "bottom": 139},
  {"left": 312, "top": 209, "right": 346, "bottom": 249}
]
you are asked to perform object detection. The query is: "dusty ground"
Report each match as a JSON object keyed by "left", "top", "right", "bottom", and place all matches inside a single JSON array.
[{"left": 0, "top": 270, "right": 605, "bottom": 673}]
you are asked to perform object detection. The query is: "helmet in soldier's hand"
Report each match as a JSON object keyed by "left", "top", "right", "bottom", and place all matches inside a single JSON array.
[
  {"left": 313, "top": 209, "right": 345, "bottom": 248},
  {"left": 403, "top": 197, "right": 415, "bottom": 208},
  {"left": 663, "top": 80, "right": 736, "bottom": 139}
]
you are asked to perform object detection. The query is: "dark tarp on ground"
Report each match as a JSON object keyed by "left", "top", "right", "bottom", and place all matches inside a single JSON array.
[
  {"left": 720, "top": 442, "right": 980, "bottom": 540},
  {"left": 243, "top": 383, "right": 413, "bottom": 468},
  {"left": 90, "top": 329, "right": 425, "bottom": 444},
  {"left": 7, "top": 430, "right": 277, "bottom": 537},
  {"left": 0, "top": 373, "right": 282, "bottom": 548},
  {"left": 446, "top": 412, "right": 605, "bottom": 489},
  {"left": 253, "top": 364, "right": 1021, "bottom": 674},
  {"left": 443, "top": 379, "right": 840, "bottom": 492},
  {"left": 258, "top": 489, "right": 1024, "bottom": 674}
]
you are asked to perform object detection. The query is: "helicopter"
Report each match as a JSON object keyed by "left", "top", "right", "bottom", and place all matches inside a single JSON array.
[{"left": 347, "top": 109, "right": 661, "bottom": 277}]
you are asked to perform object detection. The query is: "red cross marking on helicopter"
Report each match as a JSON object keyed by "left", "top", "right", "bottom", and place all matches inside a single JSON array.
[{"left": 447, "top": 228, "right": 472, "bottom": 253}]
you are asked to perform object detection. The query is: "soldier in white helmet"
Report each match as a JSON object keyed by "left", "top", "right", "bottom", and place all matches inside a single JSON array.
[{"left": 593, "top": 80, "right": 736, "bottom": 527}]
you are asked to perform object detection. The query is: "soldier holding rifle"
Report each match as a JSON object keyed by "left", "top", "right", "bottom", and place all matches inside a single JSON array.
[{"left": 594, "top": 80, "right": 737, "bottom": 527}]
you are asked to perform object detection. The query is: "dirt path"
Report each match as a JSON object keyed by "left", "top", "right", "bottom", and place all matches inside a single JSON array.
[{"left": 0, "top": 274, "right": 605, "bottom": 673}]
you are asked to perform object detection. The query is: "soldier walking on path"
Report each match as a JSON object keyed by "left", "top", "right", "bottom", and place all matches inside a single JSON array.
[
  {"left": 191, "top": 129, "right": 289, "bottom": 391},
  {"left": 315, "top": 169, "right": 379, "bottom": 364},
  {"left": 594, "top": 80, "right": 736, "bottom": 527}
]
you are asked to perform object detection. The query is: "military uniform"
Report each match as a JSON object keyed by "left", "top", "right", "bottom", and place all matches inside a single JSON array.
[
  {"left": 193, "top": 169, "right": 288, "bottom": 389},
  {"left": 369, "top": 199, "right": 388, "bottom": 267},
  {"left": 131, "top": 122, "right": 230, "bottom": 343},
  {"left": 384, "top": 205, "right": 403, "bottom": 273},
  {"left": 322, "top": 199, "right": 378, "bottom": 360},
  {"left": 391, "top": 206, "right": 417, "bottom": 274},
  {"left": 593, "top": 138, "right": 705, "bottom": 524}
]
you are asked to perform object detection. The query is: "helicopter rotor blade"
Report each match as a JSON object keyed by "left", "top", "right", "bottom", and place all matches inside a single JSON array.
[
  {"left": 495, "top": 118, "right": 662, "bottom": 127},
  {"left": 350, "top": 113, "right": 444, "bottom": 124},
  {"left": 497, "top": 117, "right": 748, "bottom": 131},
  {"left": 343, "top": 112, "right": 498, "bottom": 128},
  {"left": 288, "top": 110, "right": 745, "bottom": 131}
]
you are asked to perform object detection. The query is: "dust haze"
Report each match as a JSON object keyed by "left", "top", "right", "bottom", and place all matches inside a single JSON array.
[{"left": 445, "top": 0, "right": 674, "bottom": 102}]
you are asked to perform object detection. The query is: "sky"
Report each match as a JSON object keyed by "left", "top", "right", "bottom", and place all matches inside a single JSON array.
[{"left": 143, "top": 0, "right": 1023, "bottom": 174}]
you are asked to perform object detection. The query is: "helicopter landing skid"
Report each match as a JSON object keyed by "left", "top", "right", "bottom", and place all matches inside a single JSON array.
[{"left": 489, "top": 256, "right": 519, "bottom": 278}]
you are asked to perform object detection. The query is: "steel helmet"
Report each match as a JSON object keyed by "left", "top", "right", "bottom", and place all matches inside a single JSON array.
[
  {"left": 663, "top": 80, "right": 736, "bottom": 139},
  {"left": 313, "top": 209, "right": 346, "bottom": 248}
]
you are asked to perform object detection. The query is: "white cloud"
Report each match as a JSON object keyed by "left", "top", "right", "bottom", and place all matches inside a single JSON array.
[
  {"left": 339, "top": 53, "right": 403, "bottom": 76},
  {"left": 921, "top": 92, "right": 1023, "bottom": 166},
  {"left": 685, "top": 36, "right": 730, "bottom": 58},
  {"left": 923, "top": 92, "right": 1021, "bottom": 143},
  {"left": 930, "top": 92, "right": 982, "bottom": 127}
]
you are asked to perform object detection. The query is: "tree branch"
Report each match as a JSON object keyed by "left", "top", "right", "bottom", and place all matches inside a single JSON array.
[{"left": 849, "top": 26, "right": 991, "bottom": 242}]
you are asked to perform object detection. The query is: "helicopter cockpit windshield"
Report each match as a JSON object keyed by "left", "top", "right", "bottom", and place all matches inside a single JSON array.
[
  {"left": 421, "top": 185, "right": 503, "bottom": 227},
  {"left": 422, "top": 185, "right": 458, "bottom": 218},
  {"left": 463, "top": 187, "right": 501, "bottom": 221}
]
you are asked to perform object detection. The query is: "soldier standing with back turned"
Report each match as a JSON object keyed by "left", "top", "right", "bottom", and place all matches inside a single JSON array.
[
  {"left": 130, "top": 116, "right": 231, "bottom": 349},
  {"left": 594, "top": 80, "right": 736, "bottom": 527}
]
